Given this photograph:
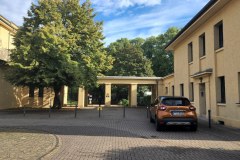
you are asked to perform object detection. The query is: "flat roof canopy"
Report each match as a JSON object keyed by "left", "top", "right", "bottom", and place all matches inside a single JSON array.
[{"left": 97, "top": 76, "right": 162, "bottom": 85}]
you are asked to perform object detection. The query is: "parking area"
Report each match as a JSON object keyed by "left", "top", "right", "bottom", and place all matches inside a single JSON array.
[{"left": 0, "top": 107, "right": 240, "bottom": 160}]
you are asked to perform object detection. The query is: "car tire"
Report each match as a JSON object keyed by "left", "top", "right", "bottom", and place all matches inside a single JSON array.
[
  {"left": 190, "top": 125, "right": 198, "bottom": 131},
  {"left": 150, "top": 114, "right": 155, "bottom": 123},
  {"left": 155, "top": 118, "right": 164, "bottom": 131}
]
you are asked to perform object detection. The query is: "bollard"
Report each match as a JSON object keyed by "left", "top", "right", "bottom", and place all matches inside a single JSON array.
[
  {"left": 208, "top": 109, "right": 211, "bottom": 128},
  {"left": 23, "top": 106, "right": 26, "bottom": 117},
  {"left": 74, "top": 105, "right": 77, "bottom": 118},
  {"left": 147, "top": 106, "right": 149, "bottom": 118},
  {"left": 123, "top": 105, "right": 126, "bottom": 118},
  {"left": 49, "top": 106, "right": 51, "bottom": 118},
  {"left": 98, "top": 105, "right": 101, "bottom": 118}
]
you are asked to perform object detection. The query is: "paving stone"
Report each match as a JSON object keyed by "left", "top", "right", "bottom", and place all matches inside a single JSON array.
[{"left": 0, "top": 107, "right": 239, "bottom": 160}]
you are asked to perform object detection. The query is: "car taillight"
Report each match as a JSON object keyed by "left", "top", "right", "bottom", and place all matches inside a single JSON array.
[
  {"left": 189, "top": 106, "right": 196, "bottom": 111},
  {"left": 159, "top": 105, "right": 167, "bottom": 111}
]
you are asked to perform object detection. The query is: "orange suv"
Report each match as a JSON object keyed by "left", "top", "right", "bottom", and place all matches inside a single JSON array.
[{"left": 149, "top": 96, "right": 198, "bottom": 131}]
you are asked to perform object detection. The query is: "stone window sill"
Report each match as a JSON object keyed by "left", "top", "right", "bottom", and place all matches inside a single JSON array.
[
  {"left": 200, "top": 56, "right": 206, "bottom": 60},
  {"left": 215, "top": 47, "right": 224, "bottom": 53},
  {"left": 217, "top": 103, "right": 226, "bottom": 106}
]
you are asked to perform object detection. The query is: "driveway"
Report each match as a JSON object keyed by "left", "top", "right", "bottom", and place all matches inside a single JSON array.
[{"left": 0, "top": 107, "right": 240, "bottom": 160}]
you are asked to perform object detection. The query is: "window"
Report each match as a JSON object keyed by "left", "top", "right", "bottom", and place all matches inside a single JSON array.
[
  {"left": 165, "top": 87, "right": 168, "bottom": 95},
  {"left": 180, "top": 84, "right": 184, "bottom": 96},
  {"left": 162, "top": 98, "right": 190, "bottom": 106},
  {"left": 199, "top": 33, "right": 206, "bottom": 57},
  {"left": 214, "top": 21, "right": 224, "bottom": 50},
  {"left": 172, "top": 86, "right": 175, "bottom": 96},
  {"left": 217, "top": 76, "right": 226, "bottom": 103},
  {"left": 38, "top": 87, "right": 44, "bottom": 98},
  {"left": 188, "top": 42, "right": 193, "bottom": 63},
  {"left": 189, "top": 82, "right": 194, "bottom": 102}
]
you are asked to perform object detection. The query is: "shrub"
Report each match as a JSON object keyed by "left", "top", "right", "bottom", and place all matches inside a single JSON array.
[{"left": 119, "top": 99, "right": 129, "bottom": 106}]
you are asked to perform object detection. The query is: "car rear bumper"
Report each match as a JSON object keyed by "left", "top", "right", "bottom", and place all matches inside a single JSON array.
[{"left": 158, "top": 118, "right": 198, "bottom": 126}]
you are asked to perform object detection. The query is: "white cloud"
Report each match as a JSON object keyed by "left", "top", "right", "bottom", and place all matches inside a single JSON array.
[
  {"left": 0, "top": 0, "right": 209, "bottom": 46},
  {"left": 103, "top": 0, "right": 209, "bottom": 45},
  {"left": 91, "top": 0, "right": 161, "bottom": 15},
  {"left": 0, "top": 0, "right": 33, "bottom": 26}
]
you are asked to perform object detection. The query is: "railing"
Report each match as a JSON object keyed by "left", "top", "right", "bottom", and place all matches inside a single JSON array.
[{"left": 0, "top": 48, "right": 10, "bottom": 61}]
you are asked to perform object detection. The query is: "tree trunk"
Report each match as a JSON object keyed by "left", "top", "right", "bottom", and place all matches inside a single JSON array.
[{"left": 52, "top": 86, "right": 62, "bottom": 109}]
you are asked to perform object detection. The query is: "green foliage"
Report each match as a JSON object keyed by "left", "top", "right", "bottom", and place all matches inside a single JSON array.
[
  {"left": 103, "top": 28, "right": 179, "bottom": 106},
  {"left": 105, "top": 27, "right": 179, "bottom": 77},
  {"left": 7, "top": 0, "right": 113, "bottom": 89},
  {"left": 111, "top": 85, "right": 129, "bottom": 104},
  {"left": 6, "top": 0, "right": 113, "bottom": 108},
  {"left": 119, "top": 99, "right": 129, "bottom": 107},
  {"left": 67, "top": 86, "right": 79, "bottom": 105},
  {"left": 106, "top": 38, "right": 153, "bottom": 76},
  {"left": 142, "top": 27, "right": 180, "bottom": 77},
  {"left": 138, "top": 96, "right": 151, "bottom": 106},
  {"left": 137, "top": 86, "right": 151, "bottom": 106}
]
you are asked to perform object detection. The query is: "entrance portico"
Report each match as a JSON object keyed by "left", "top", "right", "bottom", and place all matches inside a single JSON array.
[{"left": 77, "top": 76, "right": 163, "bottom": 107}]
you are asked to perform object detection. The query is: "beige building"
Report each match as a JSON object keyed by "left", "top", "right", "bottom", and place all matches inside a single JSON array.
[
  {"left": 0, "top": 0, "right": 240, "bottom": 128},
  {"left": 165, "top": 0, "right": 240, "bottom": 128},
  {"left": 0, "top": 15, "right": 17, "bottom": 61},
  {"left": 0, "top": 15, "right": 27, "bottom": 109},
  {"left": 0, "top": 15, "right": 54, "bottom": 109}
]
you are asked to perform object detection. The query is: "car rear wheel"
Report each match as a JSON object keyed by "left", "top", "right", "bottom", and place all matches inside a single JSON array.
[
  {"left": 155, "top": 118, "right": 164, "bottom": 131},
  {"left": 150, "top": 114, "right": 155, "bottom": 123},
  {"left": 190, "top": 125, "right": 198, "bottom": 131}
]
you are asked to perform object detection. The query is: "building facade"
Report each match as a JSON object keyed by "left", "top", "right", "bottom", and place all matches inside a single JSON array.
[
  {"left": 0, "top": 15, "right": 17, "bottom": 61},
  {"left": 165, "top": 0, "right": 240, "bottom": 128},
  {"left": 0, "top": 15, "right": 54, "bottom": 109},
  {"left": 0, "top": 15, "right": 27, "bottom": 109},
  {"left": 0, "top": 0, "right": 239, "bottom": 128}
]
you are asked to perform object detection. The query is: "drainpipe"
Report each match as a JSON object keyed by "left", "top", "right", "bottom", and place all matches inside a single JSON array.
[
  {"left": 208, "top": 76, "right": 212, "bottom": 128},
  {"left": 156, "top": 80, "right": 159, "bottom": 98}
]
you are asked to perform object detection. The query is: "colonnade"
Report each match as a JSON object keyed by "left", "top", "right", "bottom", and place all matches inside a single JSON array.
[{"left": 63, "top": 76, "right": 163, "bottom": 107}]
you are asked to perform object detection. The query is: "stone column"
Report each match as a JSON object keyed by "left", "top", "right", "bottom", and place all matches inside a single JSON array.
[
  {"left": 151, "top": 84, "right": 157, "bottom": 102},
  {"left": 130, "top": 83, "right": 137, "bottom": 107},
  {"left": 78, "top": 87, "right": 85, "bottom": 108},
  {"left": 63, "top": 86, "right": 68, "bottom": 106},
  {"left": 105, "top": 83, "right": 111, "bottom": 107},
  {"left": 157, "top": 80, "right": 164, "bottom": 96}
]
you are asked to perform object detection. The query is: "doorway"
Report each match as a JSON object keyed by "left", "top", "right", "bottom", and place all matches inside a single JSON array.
[{"left": 199, "top": 83, "right": 206, "bottom": 116}]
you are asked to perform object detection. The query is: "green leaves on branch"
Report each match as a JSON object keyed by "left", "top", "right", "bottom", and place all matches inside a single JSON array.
[
  {"left": 105, "top": 27, "right": 179, "bottom": 77},
  {"left": 106, "top": 38, "right": 153, "bottom": 77},
  {"left": 142, "top": 27, "right": 180, "bottom": 77},
  {"left": 7, "top": 0, "right": 113, "bottom": 89}
]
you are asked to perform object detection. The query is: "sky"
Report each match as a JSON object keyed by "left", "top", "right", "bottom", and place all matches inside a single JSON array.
[{"left": 0, "top": 0, "right": 209, "bottom": 46}]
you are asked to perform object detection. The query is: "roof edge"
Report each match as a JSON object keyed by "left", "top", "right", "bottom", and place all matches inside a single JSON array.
[
  {"left": 0, "top": 15, "right": 18, "bottom": 30},
  {"left": 97, "top": 76, "right": 162, "bottom": 80},
  {"left": 165, "top": 0, "right": 218, "bottom": 50},
  {"left": 162, "top": 73, "right": 174, "bottom": 80}
]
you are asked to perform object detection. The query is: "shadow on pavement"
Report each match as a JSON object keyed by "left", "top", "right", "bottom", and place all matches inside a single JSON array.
[
  {"left": 102, "top": 146, "right": 240, "bottom": 160},
  {"left": 0, "top": 107, "right": 240, "bottom": 142}
]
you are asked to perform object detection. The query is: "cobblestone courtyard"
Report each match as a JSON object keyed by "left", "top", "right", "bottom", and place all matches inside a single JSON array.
[{"left": 0, "top": 107, "right": 240, "bottom": 160}]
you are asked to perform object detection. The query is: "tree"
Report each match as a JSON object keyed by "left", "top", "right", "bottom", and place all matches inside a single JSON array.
[
  {"left": 142, "top": 27, "right": 179, "bottom": 77},
  {"left": 130, "top": 37, "right": 145, "bottom": 47},
  {"left": 106, "top": 38, "right": 153, "bottom": 76},
  {"left": 103, "top": 38, "right": 153, "bottom": 105},
  {"left": 6, "top": 0, "right": 113, "bottom": 108}
]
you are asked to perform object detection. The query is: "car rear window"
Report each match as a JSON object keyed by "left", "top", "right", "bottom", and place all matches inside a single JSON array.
[{"left": 162, "top": 98, "right": 190, "bottom": 106}]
